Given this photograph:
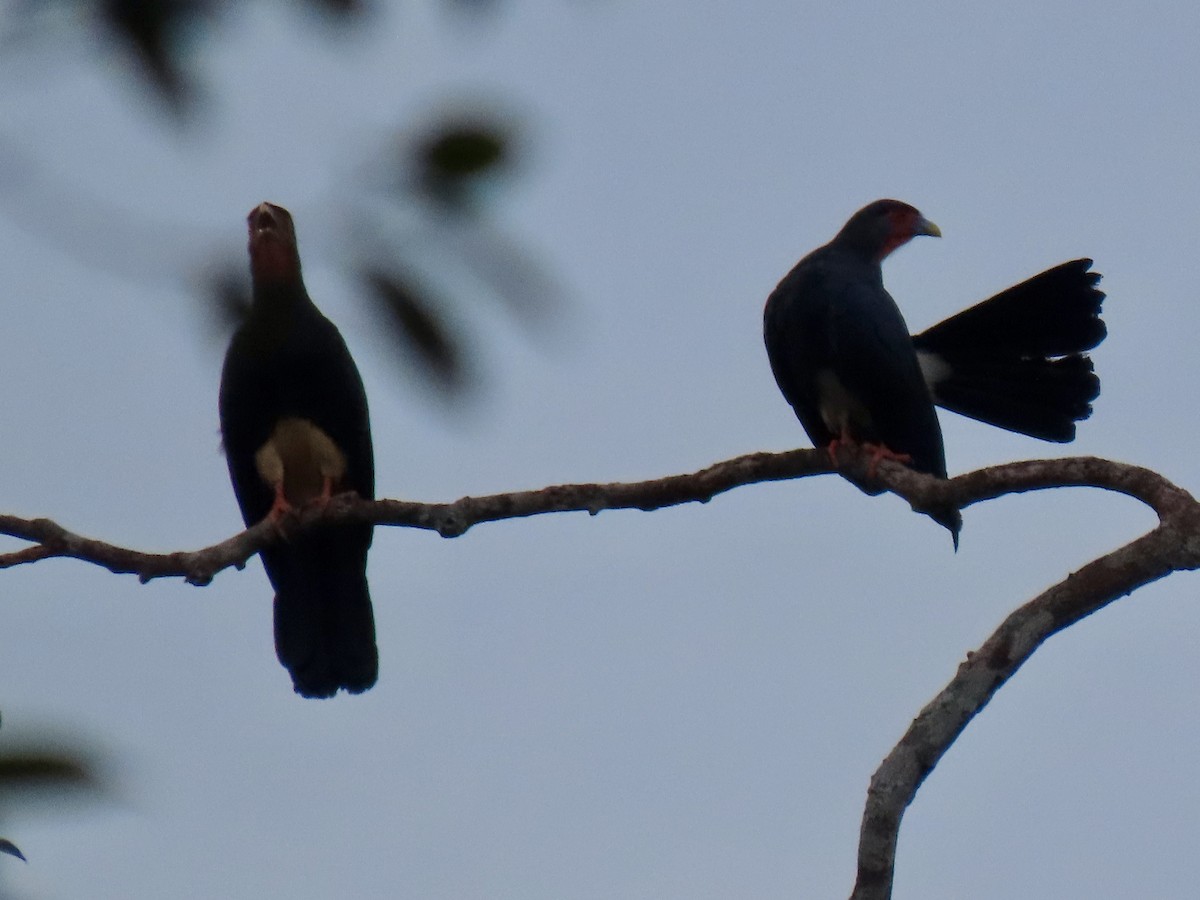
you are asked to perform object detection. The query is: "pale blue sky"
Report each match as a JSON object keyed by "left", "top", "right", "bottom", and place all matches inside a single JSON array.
[{"left": 2, "top": 3, "right": 1197, "bottom": 898}]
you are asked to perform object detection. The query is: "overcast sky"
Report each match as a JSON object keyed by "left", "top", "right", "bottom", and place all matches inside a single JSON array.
[{"left": 2, "top": 2, "right": 1197, "bottom": 898}]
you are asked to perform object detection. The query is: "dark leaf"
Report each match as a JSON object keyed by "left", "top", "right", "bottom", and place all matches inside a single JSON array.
[
  {"left": 441, "top": 0, "right": 500, "bottom": 13},
  {"left": 205, "top": 264, "right": 252, "bottom": 330},
  {"left": 362, "top": 270, "right": 467, "bottom": 392},
  {"left": 415, "top": 120, "right": 513, "bottom": 211},
  {"left": 0, "top": 752, "right": 95, "bottom": 791},
  {"left": 421, "top": 126, "right": 508, "bottom": 178},
  {"left": 98, "top": 0, "right": 210, "bottom": 111},
  {"left": 308, "top": 0, "right": 369, "bottom": 14},
  {"left": 0, "top": 839, "right": 26, "bottom": 862}
]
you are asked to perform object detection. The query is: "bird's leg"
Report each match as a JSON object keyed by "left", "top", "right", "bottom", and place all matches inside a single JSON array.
[
  {"left": 862, "top": 442, "right": 913, "bottom": 479},
  {"left": 267, "top": 481, "right": 295, "bottom": 521},
  {"left": 313, "top": 475, "right": 336, "bottom": 508},
  {"left": 299, "top": 475, "right": 338, "bottom": 514},
  {"left": 264, "top": 481, "right": 300, "bottom": 538},
  {"left": 825, "top": 427, "right": 858, "bottom": 467}
]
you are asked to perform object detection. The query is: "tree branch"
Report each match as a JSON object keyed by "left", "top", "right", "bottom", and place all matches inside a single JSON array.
[
  {"left": 850, "top": 462, "right": 1200, "bottom": 900},
  {"left": 0, "top": 450, "right": 1188, "bottom": 589},
  {"left": 3, "top": 448, "right": 1196, "bottom": 896},
  {"left": 0, "top": 448, "right": 831, "bottom": 584}
]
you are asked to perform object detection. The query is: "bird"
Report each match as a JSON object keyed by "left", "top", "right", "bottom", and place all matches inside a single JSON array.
[
  {"left": 763, "top": 199, "right": 1105, "bottom": 544},
  {"left": 219, "top": 202, "right": 378, "bottom": 698}
]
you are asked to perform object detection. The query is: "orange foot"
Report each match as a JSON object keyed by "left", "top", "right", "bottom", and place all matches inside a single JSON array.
[
  {"left": 307, "top": 475, "right": 336, "bottom": 511},
  {"left": 825, "top": 429, "right": 860, "bottom": 467},
  {"left": 861, "top": 442, "right": 913, "bottom": 479},
  {"left": 267, "top": 481, "right": 295, "bottom": 522}
]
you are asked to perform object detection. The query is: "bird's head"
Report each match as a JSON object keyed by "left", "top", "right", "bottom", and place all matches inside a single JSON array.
[
  {"left": 247, "top": 202, "right": 302, "bottom": 283},
  {"left": 835, "top": 199, "right": 941, "bottom": 262}
]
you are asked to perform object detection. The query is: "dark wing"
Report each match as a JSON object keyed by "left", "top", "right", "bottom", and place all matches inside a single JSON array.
[
  {"left": 280, "top": 306, "right": 375, "bottom": 502},
  {"left": 219, "top": 323, "right": 278, "bottom": 529},
  {"left": 827, "top": 273, "right": 948, "bottom": 478},
  {"left": 764, "top": 260, "right": 837, "bottom": 449},
  {"left": 766, "top": 253, "right": 946, "bottom": 478}
]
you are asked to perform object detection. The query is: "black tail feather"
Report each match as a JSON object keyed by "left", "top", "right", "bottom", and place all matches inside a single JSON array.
[
  {"left": 913, "top": 259, "right": 1105, "bottom": 442},
  {"left": 268, "top": 525, "right": 378, "bottom": 699},
  {"left": 920, "top": 352, "right": 1099, "bottom": 442}
]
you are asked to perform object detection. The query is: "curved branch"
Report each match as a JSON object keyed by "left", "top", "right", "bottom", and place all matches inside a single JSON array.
[
  {"left": 850, "top": 466, "right": 1200, "bottom": 900},
  {"left": 878, "top": 455, "right": 1196, "bottom": 524},
  {"left": 0, "top": 450, "right": 1188, "bottom": 591},
  {"left": 2, "top": 448, "right": 1196, "bottom": 896}
]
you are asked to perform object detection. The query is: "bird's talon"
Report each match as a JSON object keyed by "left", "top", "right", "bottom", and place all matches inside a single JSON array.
[
  {"left": 862, "top": 442, "right": 913, "bottom": 479},
  {"left": 267, "top": 482, "right": 295, "bottom": 521}
]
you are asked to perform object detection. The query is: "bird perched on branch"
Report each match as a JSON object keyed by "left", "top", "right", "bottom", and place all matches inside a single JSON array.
[
  {"left": 763, "top": 199, "right": 1105, "bottom": 544},
  {"left": 220, "top": 202, "right": 378, "bottom": 698}
]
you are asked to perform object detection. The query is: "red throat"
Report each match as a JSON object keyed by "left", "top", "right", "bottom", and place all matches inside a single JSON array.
[
  {"left": 249, "top": 236, "right": 296, "bottom": 282},
  {"left": 876, "top": 208, "right": 919, "bottom": 260},
  {"left": 247, "top": 203, "right": 300, "bottom": 282},
  {"left": 877, "top": 231, "right": 912, "bottom": 260}
]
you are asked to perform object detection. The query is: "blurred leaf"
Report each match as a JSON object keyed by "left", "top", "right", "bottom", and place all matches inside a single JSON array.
[
  {"left": 98, "top": 0, "right": 211, "bottom": 111},
  {"left": 0, "top": 715, "right": 104, "bottom": 800},
  {"left": 0, "top": 751, "right": 96, "bottom": 794},
  {"left": 304, "top": 0, "right": 371, "bottom": 17},
  {"left": 442, "top": 0, "right": 501, "bottom": 13},
  {"left": 337, "top": 108, "right": 556, "bottom": 398},
  {"left": 454, "top": 225, "right": 561, "bottom": 327},
  {"left": 422, "top": 126, "right": 507, "bottom": 178},
  {"left": 205, "top": 263, "right": 252, "bottom": 332},
  {"left": 415, "top": 120, "right": 513, "bottom": 211},
  {"left": 87, "top": 0, "right": 367, "bottom": 114},
  {"left": 362, "top": 270, "right": 467, "bottom": 393},
  {"left": 0, "top": 720, "right": 108, "bottom": 862}
]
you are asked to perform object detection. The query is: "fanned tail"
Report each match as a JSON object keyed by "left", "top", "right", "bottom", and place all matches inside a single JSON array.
[{"left": 913, "top": 259, "right": 1106, "bottom": 442}]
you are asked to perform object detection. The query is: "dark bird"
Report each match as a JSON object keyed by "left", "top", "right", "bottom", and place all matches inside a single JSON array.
[
  {"left": 763, "top": 199, "right": 1105, "bottom": 544},
  {"left": 220, "top": 202, "right": 378, "bottom": 698}
]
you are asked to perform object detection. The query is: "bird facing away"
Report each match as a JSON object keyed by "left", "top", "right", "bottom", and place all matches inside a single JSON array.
[
  {"left": 763, "top": 199, "right": 1106, "bottom": 544},
  {"left": 219, "top": 202, "right": 378, "bottom": 698}
]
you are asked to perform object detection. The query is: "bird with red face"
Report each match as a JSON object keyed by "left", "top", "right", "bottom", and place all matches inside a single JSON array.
[
  {"left": 763, "top": 199, "right": 1105, "bottom": 544},
  {"left": 220, "top": 202, "right": 379, "bottom": 698}
]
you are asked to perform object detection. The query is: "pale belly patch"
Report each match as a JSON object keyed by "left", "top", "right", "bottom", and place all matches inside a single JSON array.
[
  {"left": 815, "top": 369, "right": 872, "bottom": 436},
  {"left": 255, "top": 417, "right": 347, "bottom": 506}
]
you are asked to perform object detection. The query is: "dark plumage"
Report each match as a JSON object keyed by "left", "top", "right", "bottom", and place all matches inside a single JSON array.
[
  {"left": 763, "top": 200, "right": 1106, "bottom": 545},
  {"left": 219, "top": 202, "right": 378, "bottom": 698},
  {"left": 913, "top": 259, "right": 1105, "bottom": 442}
]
